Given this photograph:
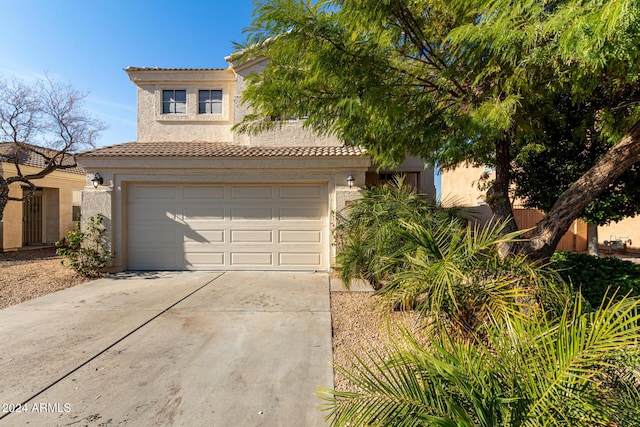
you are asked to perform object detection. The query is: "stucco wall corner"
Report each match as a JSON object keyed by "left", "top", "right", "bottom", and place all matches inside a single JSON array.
[
  {"left": 334, "top": 187, "right": 364, "bottom": 221},
  {"left": 331, "top": 187, "right": 365, "bottom": 266},
  {"left": 81, "top": 188, "right": 114, "bottom": 255}
]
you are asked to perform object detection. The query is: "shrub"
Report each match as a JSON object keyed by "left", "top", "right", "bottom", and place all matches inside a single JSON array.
[
  {"left": 336, "top": 179, "right": 571, "bottom": 337},
  {"left": 56, "top": 214, "right": 113, "bottom": 278},
  {"left": 320, "top": 295, "right": 640, "bottom": 426},
  {"left": 334, "top": 177, "right": 464, "bottom": 290},
  {"left": 379, "top": 218, "right": 570, "bottom": 337},
  {"left": 551, "top": 251, "right": 640, "bottom": 308}
]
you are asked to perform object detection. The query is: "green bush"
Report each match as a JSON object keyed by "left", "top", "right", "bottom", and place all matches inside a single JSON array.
[
  {"left": 321, "top": 295, "right": 640, "bottom": 426},
  {"left": 56, "top": 214, "right": 113, "bottom": 278},
  {"left": 334, "top": 177, "right": 464, "bottom": 290},
  {"left": 550, "top": 251, "right": 640, "bottom": 307}
]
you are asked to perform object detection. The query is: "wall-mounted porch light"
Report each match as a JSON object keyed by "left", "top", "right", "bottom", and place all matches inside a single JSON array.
[
  {"left": 346, "top": 173, "right": 355, "bottom": 188},
  {"left": 91, "top": 173, "right": 103, "bottom": 189}
]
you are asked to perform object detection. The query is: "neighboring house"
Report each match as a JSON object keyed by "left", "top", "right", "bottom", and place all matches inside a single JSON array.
[
  {"left": 440, "top": 164, "right": 640, "bottom": 252},
  {"left": 439, "top": 164, "right": 495, "bottom": 222},
  {"left": 0, "top": 143, "right": 85, "bottom": 251},
  {"left": 78, "top": 56, "right": 434, "bottom": 272}
]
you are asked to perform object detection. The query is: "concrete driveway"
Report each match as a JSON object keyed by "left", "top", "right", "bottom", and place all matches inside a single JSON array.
[{"left": 0, "top": 272, "right": 333, "bottom": 426}]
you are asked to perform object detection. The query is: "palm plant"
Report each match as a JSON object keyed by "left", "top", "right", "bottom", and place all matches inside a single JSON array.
[
  {"left": 320, "top": 295, "right": 640, "bottom": 426},
  {"left": 377, "top": 219, "right": 571, "bottom": 337},
  {"left": 335, "top": 177, "right": 463, "bottom": 290}
]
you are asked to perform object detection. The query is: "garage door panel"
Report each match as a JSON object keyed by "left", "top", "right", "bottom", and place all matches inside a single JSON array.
[
  {"left": 130, "top": 185, "right": 177, "bottom": 199},
  {"left": 231, "top": 186, "right": 273, "bottom": 199},
  {"left": 231, "top": 208, "right": 274, "bottom": 221},
  {"left": 279, "top": 253, "right": 322, "bottom": 267},
  {"left": 129, "top": 226, "right": 178, "bottom": 244},
  {"left": 129, "top": 249, "right": 178, "bottom": 270},
  {"left": 231, "top": 252, "right": 273, "bottom": 266},
  {"left": 184, "top": 230, "right": 224, "bottom": 243},
  {"left": 127, "top": 183, "right": 328, "bottom": 271},
  {"left": 231, "top": 230, "right": 273, "bottom": 243},
  {"left": 279, "top": 230, "right": 322, "bottom": 243},
  {"left": 183, "top": 207, "right": 225, "bottom": 221},
  {"left": 183, "top": 186, "right": 225, "bottom": 199},
  {"left": 184, "top": 252, "right": 225, "bottom": 267},
  {"left": 129, "top": 208, "right": 177, "bottom": 222},
  {"left": 279, "top": 185, "right": 323, "bottom": 198},
  {"left": 279, "top": 208, "right": 323, "bottom": 221},
  {"left": 184, "top": 223, "right": 226, "bottom": 236}
]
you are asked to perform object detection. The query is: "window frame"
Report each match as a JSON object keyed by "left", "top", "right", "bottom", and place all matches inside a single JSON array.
[
  {"left": 162, "top": 89, "right": 187, "bottom": 114},
  {"left": 198, "top": 89, "right": 223, "bottom": 115},
  {"left": 154, "top": 85, "right": 230, "bottom": 122}
]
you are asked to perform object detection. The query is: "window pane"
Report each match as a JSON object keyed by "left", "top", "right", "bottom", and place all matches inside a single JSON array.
[
  {"left": 162, "top": 90, "right": 186, "bottom": 114},
  {"left": 72, "top": 206, "right": 81, "bottom": 222},
  {"left": 198, "top": 103, "right": 206, "bottom": 114},
  {"left": 212, "top": 90, "right": 222, "bottom": 101},
  {"left": 199, "top": 90, "right": 209, "bottom": 102},
  {"left": 211, "top": 102, "right": 222, "bottom": 114}
]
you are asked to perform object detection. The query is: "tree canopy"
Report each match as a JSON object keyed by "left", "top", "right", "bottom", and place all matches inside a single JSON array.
[
  {"left": 0, "top": 76, "right": 106, "bottom": 219},
  {"left": 513, "top": 136, "right": 640, "bottom": 226},
  {"left": 235, "top": 0, "right": 640, "bottom": 259}
]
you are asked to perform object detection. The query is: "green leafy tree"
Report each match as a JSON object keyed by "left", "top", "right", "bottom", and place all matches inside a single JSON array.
[
  {"left": 235, "top": 0, "right": 640, "bottom": 260},
  {"left": 512, "top": 94, "right": 640, "bottom": 254},
  {"left": 551, "top": 251, "right": 640, "bottom": 308}
]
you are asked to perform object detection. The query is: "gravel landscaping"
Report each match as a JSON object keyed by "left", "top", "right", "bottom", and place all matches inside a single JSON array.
[
  {"left": 0, "top": 247, "right": 87, "bottom": 310},
  {"left": 330, "top": 291, "right": 426, "bottom": 392},
  {"left": 0, "top": 249, "right": 406, "bottom": 393}
]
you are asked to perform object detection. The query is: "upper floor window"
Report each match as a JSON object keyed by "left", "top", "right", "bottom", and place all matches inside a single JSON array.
[
  {"left": 162, "top": 90, "right": 186, "bottom": 114},
  {"left": 198, "top": 90, "right": 222, "bottom": 114}
]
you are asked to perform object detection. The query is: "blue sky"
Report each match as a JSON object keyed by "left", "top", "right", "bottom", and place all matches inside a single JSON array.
[{"left": 0, "top": 0, "right": 257, "bottom": 147}]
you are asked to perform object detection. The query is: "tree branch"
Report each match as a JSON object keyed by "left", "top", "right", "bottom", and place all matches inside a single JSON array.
[{"left": 528, "top": 121, "right": 640, "bottom": 259}]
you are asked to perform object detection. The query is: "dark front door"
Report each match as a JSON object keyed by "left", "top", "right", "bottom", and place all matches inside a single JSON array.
[{"left": 23, "top": 190, "right": 43, "bottom": 245}]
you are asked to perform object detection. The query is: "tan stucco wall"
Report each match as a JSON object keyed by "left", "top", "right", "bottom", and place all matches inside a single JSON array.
[
  {"left": 128, "top": 65, "right": 343, "bottom": 147},
  {"left": 0, "top": 163, "right": 85, "bottom": 250},
  {"left": 230, "top": 57, "right": 345, "bottom": 147},
  {"left": 439, "top": 165, "right": 495, "bottom": 223},
  {"left": 598, "top": 216, "right": 640, "bottom": 251},
  {"left": 128, "top": 69, "right": 236, "bottom": 143},
  {"left": 440, "top": 165, "right": 491, "bottom": 206},
  {"left": 1, "top": 180, "right": 23, "bottom": 250}
]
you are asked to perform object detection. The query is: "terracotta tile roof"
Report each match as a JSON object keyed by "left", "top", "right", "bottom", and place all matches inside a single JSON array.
[
  {"left": 80, "top": 141, "right": 367, "bottom": 158},
  {"left": 125, "top": 67, "right": 228, "bottom": 72},
  {"left": 0, "top": 142, "right": 85, "bottom": 174}
]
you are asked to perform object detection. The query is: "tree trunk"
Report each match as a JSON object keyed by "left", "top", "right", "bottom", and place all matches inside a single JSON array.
[
  {"left": 485, "top": 137, "right": 520, "bottom": 257},
  {"left": 523, "top": 122, "right": 640, "bottom": 261},
  {"left": 587, "top": 222, "right": 599, "bottom": 257}
]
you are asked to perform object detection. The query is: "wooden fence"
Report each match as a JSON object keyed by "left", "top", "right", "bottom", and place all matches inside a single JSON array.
[{"left": 512, "top": 207, "right": 588, "bottom": 252}]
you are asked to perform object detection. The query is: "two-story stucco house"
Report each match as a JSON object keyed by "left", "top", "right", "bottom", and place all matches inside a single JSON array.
[{"left": 78, "top": 56, "right": 435, "bottom": 272}]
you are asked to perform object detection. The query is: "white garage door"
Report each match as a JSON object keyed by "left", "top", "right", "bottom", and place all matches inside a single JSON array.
[{"left": 127, "top": 183, "right": 329, "bottom": 271}]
